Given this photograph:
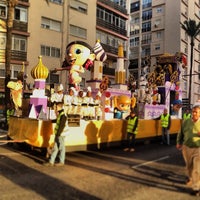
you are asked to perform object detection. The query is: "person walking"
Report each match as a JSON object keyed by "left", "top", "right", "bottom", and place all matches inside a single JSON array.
[
  {"left": 123, "top": 108, "right": 138, "bottom": 152},
  {"left": 156, "top": 108, "right": 171, "bottom": 145},
  {"left": 44, "top": 102, "right": 68, "bottom": 166},
  {"left": 176, "top": 105, "right": 200, "bottom": 196}
]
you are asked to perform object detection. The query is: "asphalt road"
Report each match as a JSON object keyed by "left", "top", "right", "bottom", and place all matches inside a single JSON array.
[{"left": 0, "top": 135, "right": 199, "bottom": 200}]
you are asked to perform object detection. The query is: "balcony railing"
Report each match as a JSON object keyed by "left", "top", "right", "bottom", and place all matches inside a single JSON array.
[
  {"left": 13, "top": 20, "right": 28, "bottom": 32},
  {"left": 103, "top": 67, "right": 115, "bottom": 76},
  {"left": 11, "top": 50, "right": 27, "bottom": 61},
  {"left": 97, "top": 18, "right": 127, "bottom": 36},
  {"left": 101, "top": 43, "right": 126, "bottom": 58},
  {"left": 19, "top": 0, "right": 29, "bottom": 3},
  {"left": 97, "top": 0, "right": 127, "bottom": 15}
]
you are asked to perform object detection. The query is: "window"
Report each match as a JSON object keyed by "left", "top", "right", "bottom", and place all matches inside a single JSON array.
[
  {"left": 155, "top": 44, "right": 160, "bottom": 50},
  {"left": 142, "top": 0, "right": 152, "bottom": 9},
  {"left": 156, "top": 7, "right": 162, "bottom": 13},
  {"left": 130, "top": 2, "right": 140, "bottom": 12},
  {"left": 70, "top": 24, "right": 86, "bottom": 39},
  {"left": 142, "top": 33, "right": 151, "bottom": 44},
  {"left": 156, "top": 32, "right": 162, "bottom": 39},
  {"left": 11, "top": 65, "right": 22, "bottom": 79},
  {"left": 49, "top": 0, "right": 62, "bottom": 4},
  {"left": 142, "top": 10, "right": 152, "bottom": 21},
  {"left": 41, "top": 45, "right": 60, "bottom": 58},
  {"left": 12, "top": 36, "right": 26, "bottom": 52},
  {"left": 46, "top": 74, "right": 59, "bottom": 84},
  {"left": 0, "top": 35, "right": 6, "bottom": 50},
  {"left": 154, "top": 19, "right": 161, "bottom": 28},
  {"left": 0, "top": 64, "right": 5, "bottom": 78},
  {"left": 97, "top": 7, "right": 126, "bottom": 30},
  {"left": 96, "top": 30, "right": 127, "bottom": 49},
  {"left": 0, "top": 5, "right": 6, "bottom": 18},
  {"left": 142, "top": 21, "right": 151, "bottom": 32},
  {"left": 70, "top": 0, "right": 88, "bottom": 14},
  {"left": 130, "top": 37, "right": 139, "bottom": 47},
  {"left": 41, "top": 17, "right": 61, "bottom": 32},
  {"left": 15, "top": 7, "right": 27, "bottom": 22}
]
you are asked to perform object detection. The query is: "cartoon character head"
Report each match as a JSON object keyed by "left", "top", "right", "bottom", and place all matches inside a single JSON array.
[
  {"left": 65, "top": 41, "right": 95, "bottom": 69},
  {"left": 114, "top": 95, "right": 131, "bottom": 112},
  {"left": 63, "top": 41, "right": 96, "bottom": 88}
]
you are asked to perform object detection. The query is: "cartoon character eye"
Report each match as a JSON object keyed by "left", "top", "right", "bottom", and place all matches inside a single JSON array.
[
  {"left": 75, "top": 49, "right": 82, "bottom": 54},
  {"left": 119, "top": 104, "right": 125, "bottom": 108}
]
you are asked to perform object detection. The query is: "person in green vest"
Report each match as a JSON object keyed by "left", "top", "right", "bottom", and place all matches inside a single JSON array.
[
  {"left": 123, "top": 108, "right": 138, "bottom": 152},
  {"left": 6, "top": 102, "right": 15, "bottom": 130},
  {"left": 183, "top": 108, "right": 191, "bottom": 121},
  {"left": 44, "top": 101, "right": 68, "bottom": 166},
  {"left": 156, "top": 108, "right": 171, "bottom": 145}
]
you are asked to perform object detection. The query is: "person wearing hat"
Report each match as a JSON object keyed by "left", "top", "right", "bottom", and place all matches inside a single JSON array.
[
  {"left": 82, "top": 87, "right": 95, "bottom": 120},
  {"left": 94, "top": 91, "right": 102, "bottom": 120},
  {"left": 176, "top": 105, "right": 200, "bottom": 196},
  {"left": 51, "top": 84, "right": 64, "bottom": 104},
  {"left": 123, "top": 108, "right": 139, "bottom": 152},
  {"left": 63, "top": 87, "right": 75, "bottom": 115},
  {"left": 76, "top": 89, "right": 84, "bottom": 118}
]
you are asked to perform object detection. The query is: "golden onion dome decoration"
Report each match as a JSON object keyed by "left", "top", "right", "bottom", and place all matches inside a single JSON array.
[{"left": 31, "top": 56, "right": 49, "bottom": 79}]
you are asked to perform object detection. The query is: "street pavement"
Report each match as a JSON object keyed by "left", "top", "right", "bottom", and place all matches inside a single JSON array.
[{"left": 0, "top": 131, "right": 199, "bottom": 200}]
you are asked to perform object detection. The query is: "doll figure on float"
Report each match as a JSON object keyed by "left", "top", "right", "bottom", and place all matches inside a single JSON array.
[
  {"left": 113, "top": 95, "right": 132, "bottom": 119},
  {"left": 53, "top": 41, "right": 96, "bottom": 90}
]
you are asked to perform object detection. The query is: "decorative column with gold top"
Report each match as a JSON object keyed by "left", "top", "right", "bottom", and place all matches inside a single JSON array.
[
  {"left": 115, "top": 44, "right": 126, "bottom": 84},
  {"left": 29, "top": 56, "right": 49, "bottom": 118}
]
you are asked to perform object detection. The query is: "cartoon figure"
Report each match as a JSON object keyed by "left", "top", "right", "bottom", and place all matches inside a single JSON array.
[
  {"left": 151, "top": 85, "right": 161, "bottom": 105},
  {"left": 7, "top": 80, "right": 23, "bottom": 115},
  {"left": 63, "top": 41, "right": 96, "bottom": 89},
  {"left": 113, "top": 95, "right": 132, "bottom": 119}
]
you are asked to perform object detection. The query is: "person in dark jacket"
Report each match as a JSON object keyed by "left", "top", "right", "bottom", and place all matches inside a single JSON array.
[
  {"left": 44, "top": 102, "right": 68, "bottom": 166},
  {"left": 123, "top": 108, "right": 138, "bottom": 152}
]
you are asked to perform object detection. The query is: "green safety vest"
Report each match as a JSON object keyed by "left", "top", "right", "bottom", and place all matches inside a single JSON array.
[
  {"left": 126, "top": 116, "right": 138, "bottom": 134},
  {"left": 54, "top": 110, "right": 65, "bottom": 135},
  {"left": 6, "top": 109, "right": 15, "bottom": 125},
  {"left": 161, "top": 114, "right": 170, "bottom": 128},
  {"left": 183, "top": 113, "right": 191, "bottom": 120}
]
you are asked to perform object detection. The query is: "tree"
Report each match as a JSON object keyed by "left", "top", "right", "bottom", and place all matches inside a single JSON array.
[
  {"left": 181, "top": 19, "right": 200, "bottom": 106},
  {"left": 5, "top": 0, "right": 19, "bottom": 107}
]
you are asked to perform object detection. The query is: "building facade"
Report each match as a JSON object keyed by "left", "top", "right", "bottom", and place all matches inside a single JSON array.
[
  {"left": 129, "top": 0, "right": 200, "bottom": 105},
  {"left": 0, "top": 0, "right": 129, "bottom": 94}
]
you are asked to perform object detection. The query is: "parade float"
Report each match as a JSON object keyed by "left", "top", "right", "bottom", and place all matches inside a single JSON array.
[{"left": 7, "top": 41, "right": 186, "bottom": 151}]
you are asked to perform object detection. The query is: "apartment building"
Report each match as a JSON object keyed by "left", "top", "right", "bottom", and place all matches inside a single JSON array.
[
  {"left": 129, "top": 0, "right": 200, "bottom": 104},
  {"left": 0, "top": 0, "right": 129, "bottom": 93},
  {"left": 0, "top": 0, "right": 29, "bottom": 90}
]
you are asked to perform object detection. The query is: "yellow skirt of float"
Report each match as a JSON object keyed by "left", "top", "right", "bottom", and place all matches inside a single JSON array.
[{"left": 8, "top": 116, "right": 181, "bottom": 151}]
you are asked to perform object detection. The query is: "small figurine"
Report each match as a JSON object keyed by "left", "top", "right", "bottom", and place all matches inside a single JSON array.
[{"left": 113, "top": 95, "right": 132, "bottom": 119}]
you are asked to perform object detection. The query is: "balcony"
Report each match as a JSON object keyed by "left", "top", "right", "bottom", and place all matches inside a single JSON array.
[
  {"left": 97, "top": 0, "right": 127, "bottom": 15},
  {"left": 13, "top": 20, "right": 28, "bottom": 32},
  {"left": 97, "top": 18, "right": 127, "bottom": 37},
  {"left": 103, "top": 67, "right": 115, "bottom": 76},
  {"left": 11, "top": 50, "right": 27, "bottom": 61},
  {"left": 101, "top": 43, "right": 126, "bottom": 58}
]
